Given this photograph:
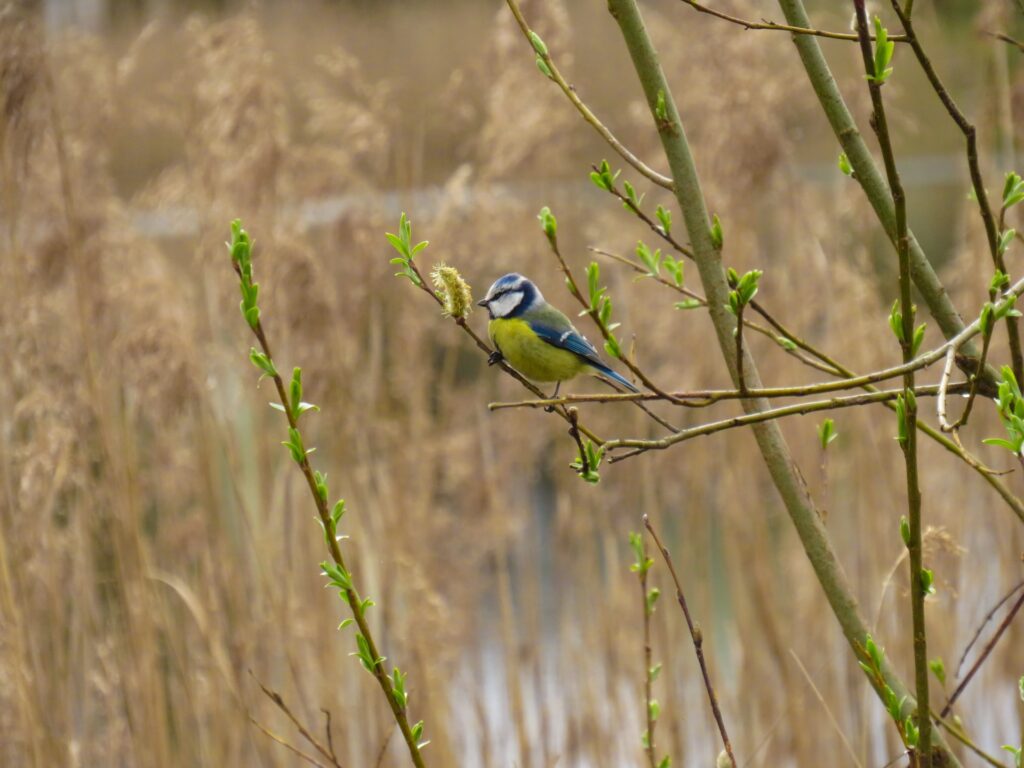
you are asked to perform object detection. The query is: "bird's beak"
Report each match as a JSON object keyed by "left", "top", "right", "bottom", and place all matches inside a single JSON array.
[{"left": 477, "top": 298, "right": 489, "bottom": 307}]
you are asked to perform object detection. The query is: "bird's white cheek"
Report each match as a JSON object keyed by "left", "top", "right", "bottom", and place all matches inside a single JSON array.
[{"left": 488, "top": 292, "right": 523, "bottom": 318}]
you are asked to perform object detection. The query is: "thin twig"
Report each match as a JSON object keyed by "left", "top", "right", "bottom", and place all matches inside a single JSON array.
[
  {"left": 605, "top": 0, "right": 954, "bottom": 759},
  {"left": 566, "top": 407, "right": 590, "bottom": 477},
  {"left": 776, "top": 0, "right": 992, "bottom": 389},
  {"left": 891, "top": 0, "right": 1024, "bottom": 386},
  {"left": 593, "top": 244, "right": 1019, "bottom": 492},
  {"left": 986, "top": 30, "right": 1024, "bottom": 54},
  {"left": 321, "top": 709, "right": 339, "bottom": 765},
  {"left": 788, "top": 650, "right": 864, "bottom": 768},
  {"left": 638, "top": 536, "right": 657, "bottom": 768},
  {"left": 374, "top": 727, "right": 395, "bottom": 768},
  {"left": 602, "top": 385, "right": 962, "bottom": 460},
  {"left": 853, "top": 3, "right": 931, "bottom": 760},
  {"left": 936, "top": 346, "right": 958, "bottom": 431},
  {"left": 643, "top": 516, "right": 735, "bottom": 767},
  {"left": 504, "top": 0, "right": 673, "bottom": 190},
  {"left": 941, "top": 588, "right": 1024, "bottom": 717},
  {"left": 930, "top": 711, "right": 1009, "bottom": 768},
  {"left": 678, "top": 0, "right": 908, "bottom": 43},
  {"left": 589, "top": 246, "right": 842, "bottom": 375},
  {"left": 955, "top": 578, "right": 1024, "bottom": 676},
  {"left": 490, "top": 382, "right": 969, "bottom": 410},
  {"left": 232, "top": 249, "right": 426, "bottom": 767},
  {"left": 249, "top": 716, "right": 333, "bottom": 768},
  {"left": 542, "top": 220, "right": 686, "bottom": 414},
  {"left": 734, "top": 303, "right": 748, "bottom": 395},
  {"left": 250, "top": 672, "right": 343, "bottom": 767}
]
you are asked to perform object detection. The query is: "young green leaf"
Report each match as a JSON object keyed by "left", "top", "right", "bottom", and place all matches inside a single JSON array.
[
  {"left": 636, "top": 241, "right": 661, "bottom": 276},
  {"left": 888, "top": 300, "right": 904, "bottom": 342},
  {"left": 654, "top": 89, "right": 668, "bottom": 123},
  {"left": 249, "top": 348, "right": 277, "bottom": 377},
  {"left": 655, "top": 205, "right": 672, "bottom": 235},
  {"left": 674, "top": 298, "right": 702, "bottom": 311},
  {"left": 999, "top": 229, "right": 1016, "bottom": 256},
  {"left": 912, "top": 323, "right": 926, "bottom": 357},
  {"left": 1003, "top": 171, "right": 1024, "bottom": 209},
  {"left": 817, "top": 418, "right": 838, "bottom": 450},
  {"left": 538, "top": 206, "right": 557, "bottom": 243},
  {"left": 868, "top": 16, "right": 895, "bottom": 84},
  {"left": 662, "top": 258, "right": 684, "bottom": 287},
  {"left": 920, "top": 568, "right": 935, "bottom": 596},
  {"left": 528, "top": 30, "right": 548, "bottom": 56},
  {"left": 710, "top": 214, "right": 723, "bottom": 250}
]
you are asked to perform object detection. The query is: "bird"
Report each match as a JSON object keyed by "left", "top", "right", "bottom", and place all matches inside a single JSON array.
[{"left": 477, "top": 273, "right": 639, "bottom": 395}]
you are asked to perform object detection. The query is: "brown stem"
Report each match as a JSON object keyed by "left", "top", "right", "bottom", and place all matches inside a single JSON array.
[
  {"left": 735, "top": 303, "right": 748, "bottom": 395},
  {"left": 638, "top": 539, "right": 657, "bottom": 768},
  {"left": 543, "top": 226, "right": 685, "bottom": 412},
  {"left": 677, "top": 0, "right": 908, "bottom": 43},
  {"left": 941, "top": 588, "right": 1024, "bottom": 718},
  {"left": 986, "top": 30, "right": 1024, "bottom": 54},
  {"left": 249, "top": 717, "right": 334, "bottom": 768},
  {"left": 234, "top": 261, "right": 426, "bottom": 767},
  {"left": 566, "top": 407, "right": 590, "bottom": 477},
  {"left": 643, "top": 516, "right": 735, "bottom": 767},
  {"left": 954, "top": 578, "right": 1024, "bottom": 677},
  {"left": 250, "top": 672, "right": 344, "bottom": 768},
  {"left": 505, "top": 0, "right": 673, "bottom": 190},
  {"left": 852, "top": 3, "right": 931, "bottom": 761},
  {"left": 890, "top": 0, "right": 1024, "bottom": 386}
]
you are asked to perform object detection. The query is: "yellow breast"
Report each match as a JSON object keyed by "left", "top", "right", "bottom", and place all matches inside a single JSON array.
[{"left": 489, "top": 318, "right": 587, "bottom": 383}]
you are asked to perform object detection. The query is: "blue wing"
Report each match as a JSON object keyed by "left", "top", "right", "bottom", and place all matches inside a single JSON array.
[
  {"left": 530, "top": 321, "right": 602, "bottom": 365},
  {"left": 529, "top": 320, "right": 639, "bottom": 392}
]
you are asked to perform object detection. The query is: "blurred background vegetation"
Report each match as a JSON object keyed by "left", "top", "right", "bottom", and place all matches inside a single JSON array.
[{"left": 2, "top": 0, "right": 1023, "bottom": 765}]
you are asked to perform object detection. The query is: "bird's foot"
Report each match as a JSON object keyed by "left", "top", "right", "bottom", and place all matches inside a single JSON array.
[
  {"left": 544, "top": 383, "right": 561, "bottom": 413},
  {"left": 487, "top": 351, "right": 503, "bottom": 367}
]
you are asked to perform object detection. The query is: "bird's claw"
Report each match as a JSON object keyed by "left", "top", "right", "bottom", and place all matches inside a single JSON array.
[{"left": 487, "top": 351, "right": 503, "bottom": 367}]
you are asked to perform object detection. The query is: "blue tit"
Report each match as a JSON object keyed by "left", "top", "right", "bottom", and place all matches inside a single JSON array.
[{"left": 477, "top": 273, "right": 639, "bottom": 393}]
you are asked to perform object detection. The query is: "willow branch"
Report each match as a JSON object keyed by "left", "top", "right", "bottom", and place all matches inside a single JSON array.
[
  {"left": 987, "top": 31, "right": 1024, "bottom": 54},
  {"left": 231, "top": 244, "right": 427, "bottom": 767},
  {"left": 491, "top": 382, "right": 968, "bottom": 410},
  {"left": 941, "top": 588, "right": 1024, "bottom": 718},
  {"left": 249, "top": 717, "right": 334, "bottom": 768},
  {"left": 504, "top": 0, "right": 673, "bottom": 190},
  {"left": 776, "top": 0, "right": 994, "bottom": 392},
  {"left": 955, "top": 578, "right": 1024, "bottom": 677},
  {"left": 890, "top": 0, "right": 1024, "bottom": 385},
  {"left": 492, "top": 269, "right": 1024, "bottom": 404},
  {"left": 853, "top": 5, "right": 930, "bottom": 759},
  {"left": 602, "top": 385, "right": 960, "bottom": 455},
  {"left": 595, "top": 242, "right": 1024, "bottom": 516},
  {"left": 251, "top": 672, "right": 343, "bottom": 768},
  {"left": 542, "top": 225, "right": 684, "bottom": 417},
  {"left": 677, "top": 0, "right": 908, "bottom": 43},
  {"left": 589, "top": 247, "right": 842, "bottom": 375},
  {"left": 602, "top": 5, "right": 958, "bottom": 760},
  {"left": 930, "top": 712, "right": 1008, "bottom": 768},
  {"left": 644, "top": 516, "right": 735, "bottom": 767},
  {"left": 594, "top": 175, "right": 864, "bottom": 379}
]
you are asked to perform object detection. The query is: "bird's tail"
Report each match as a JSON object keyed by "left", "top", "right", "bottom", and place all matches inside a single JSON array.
[{"left": 590, "top": 362, "right": 640, "bottom": 393}]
